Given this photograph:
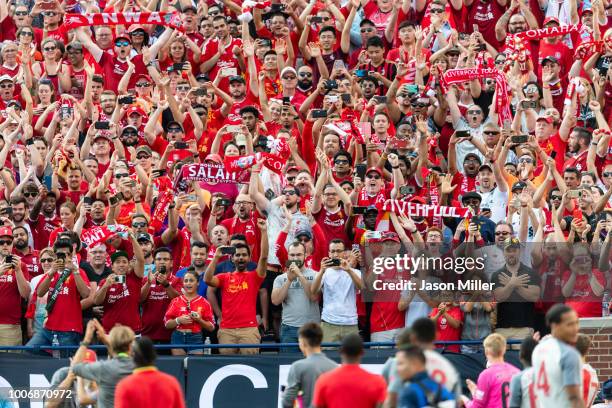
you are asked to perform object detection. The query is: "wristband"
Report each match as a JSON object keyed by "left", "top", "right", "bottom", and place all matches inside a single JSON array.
[
  {"left": 175, "top": 318, "right": 180, "bottom": 326},
  {"left": 392, "top": 165, "right": 400, "bottom": 169}
]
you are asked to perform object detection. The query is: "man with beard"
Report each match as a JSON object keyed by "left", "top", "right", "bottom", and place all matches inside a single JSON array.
[
  {"left": 200, "top": 16, "right": 243, "bottom": 91},
  {"left": 59, "top": 42, "right": 87, "bottom": 100},
  {"left": 495, "top": 1, "right": 539, "bottom": 44},
  {"left": 491, "top": 238, "right": 541, "bottom": 343},
  {"left": 119, "top": 126, "right": 141, "bottom": 158},
  {"left": 8, "top": 196, "right": 28, "bottom": 230},
  {"left": 217, "top": 76, "right": 260, "bottom": 127},
  {"left": 141, "top": 247, "right": 182, "bottom": 346},
  {"left": 274, "top": 67, "right": 307, "bottom": 109},
  {"left": 99, "top": 90, "right": 117, "bottom": 120},
  {"left": 76, "top": 27, "right": 173, "bottom": 91},
  {"left": 136, "top": 233, "right": 155, "bottom": 276},
  {"left": 272, "top": 242, "right": 320, "bottom": 348},
  {"left": 28, "top": 188, "right": 60, "bottom": 251},
  {"left": 312, "top": 165, "right": 352, "bottom": 247},
  {"left": 176, "top": 241, "right": 209, "bottom": 296},
  {"left": 359, "top": 76, "right": 379, "bottom": 102},
  {"left": 209, "top": 194, "right": 262, "bottom": 262},
  {"left": 296, "top": 65, "right": 314, "bottom": 98},
  {"left": 564, "top": 127, "right": 591, "bottom": 172},
  {"left": 54, "top": 166, "right": 88, "bottom": 206},
  {"left": 12, "top": 225, "right": 40, "bottom": 278},
  {"left": 477, "top": 163, "right": 509, "bottom": 223},
  {"left": 205, "top": 219, "right": 268, "bottom": 354},
  {"left": 448, "top": 191, "right": 496, "bottom": 243}
]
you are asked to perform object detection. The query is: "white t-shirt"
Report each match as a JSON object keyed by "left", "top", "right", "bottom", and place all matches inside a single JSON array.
[
  {"left": 454, "top": 120, "right": 484, "bottom": 175},
  {"left": 320, "top": 267, "right": 361, "bottom": 325},
  {"left": 479, "top": 187, "right": 509, "bottom": 224},
  {"left": 265, "top": 201, "right": 309, "bottom": 267}
]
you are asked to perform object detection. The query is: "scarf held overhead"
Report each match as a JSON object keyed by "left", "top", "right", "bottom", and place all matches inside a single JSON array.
[
  {"left": 512, "top": 24, "right": 579, "bottom": 41},
  {"left": 441, "top": 68, "right": 511, "bottom": 126},
  {"left": 381, "top": 200, "right": 470, "bottom": 218},
  {"left": 64, "top": 12, "right": 184, "bottom": 31},
  {"left": 174, "top": 162, "right": 250, "bottom": 191}
]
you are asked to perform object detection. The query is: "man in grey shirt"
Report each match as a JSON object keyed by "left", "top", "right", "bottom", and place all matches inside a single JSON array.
[
  {"left": 272, "top": 241, "right": 320, "bottom": 349},
  {"left": 282, "top": 323, "right": 337, "bottom": 408},
  {"left": 70, "top": 321, "right": 135, "bottom": 408}
]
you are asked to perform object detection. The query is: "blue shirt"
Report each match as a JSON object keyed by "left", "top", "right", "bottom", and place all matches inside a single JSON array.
[
  {"left": 399, "top": 371, "right": 455, "bottom": 408},
  {"left": 175, "top": 268, "right": 208, "bottom": 297}
]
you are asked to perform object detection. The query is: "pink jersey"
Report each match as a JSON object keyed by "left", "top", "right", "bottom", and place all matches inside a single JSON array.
[{"left": 467, "top": 362, "right": 520, "bottom": 408}]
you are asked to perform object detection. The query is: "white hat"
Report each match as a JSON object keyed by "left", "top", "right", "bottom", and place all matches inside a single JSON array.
[{"left": 280, "top": 67, "right": 297, "bottom": 78}]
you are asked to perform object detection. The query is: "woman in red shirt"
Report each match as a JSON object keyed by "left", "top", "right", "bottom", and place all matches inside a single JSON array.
[
  {"left": 429, "top": 292, "right": 464, "bottom": 353},
  {"left": 164, "top": 270, "right": 215, "bottom": 356}
]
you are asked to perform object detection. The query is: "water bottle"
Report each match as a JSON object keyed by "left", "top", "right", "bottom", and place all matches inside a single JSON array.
[
  {"left": 603, "top": 291, "right": 611, "bottom": 317},
  {"left": 203, "top": 337, "right": 211, "bottom": 355},
  {"left": 51, "top": 334, "right": 60, "bottom": 358}
]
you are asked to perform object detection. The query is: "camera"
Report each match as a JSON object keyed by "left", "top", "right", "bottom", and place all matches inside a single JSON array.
[
  {"left": 324, "top": 80, "right": 338, "bottom": 90},
  {"left": 174, "top": 141, "right": 188, "bottom": 149},
  {"left": 114, "top": 275, "right": 126, "bottom": 284},
  {"left": 329, "top": 258, "right": 341, "bottom": 267},
  {"left": 399, "top": 185, "right": 416, "bottom": 195},
  {"left": 511, "top": 135, "right": 529, "bottom": 144},
  {"left": 221, "top": 246, "right": 236, "bottom": 255},
  {"left": 118, "top": 96, "right": 134, "bottom": 105},
  {"left": 312, "top": 109, "right": 327, "bottom": 118},
  {"left": 94, "top": 121, "right": 110, "bottom": 130}
]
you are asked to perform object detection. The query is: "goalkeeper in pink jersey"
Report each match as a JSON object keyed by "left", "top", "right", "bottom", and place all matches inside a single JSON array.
[{"left": 465, "top": 333, "right": 520, "bottom": 408}]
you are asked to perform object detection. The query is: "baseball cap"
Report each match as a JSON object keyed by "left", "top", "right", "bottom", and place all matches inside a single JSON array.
[
  {"left": 136, "top": 233, "right": 152, "bottom": 242},
  {"left": 543, "top": 16, "right": 560, "bottom": 25},
  {"left": 93, "top": 133, "right": 112, "bottom": 142},
  {"left": 542, "top": 55, "right": 559, "bottom": 65},
  {"left": 110, "top": 250, "right": 129, "bottom": 263},
  {"left": 121, "top": 125, "right": 139, "bottom": 134},
  {"left": 478, "top": 163, "right": 493, "bottom": 172},
  {"left": 446, "top": 46, "right": 461, "bottom": 55},
  {"left": 126, "top": 105, "right": 147, "bottom": 117},
  {"left": 135, "top": 73, "right": 152, "bottom": 83},
  {"left": 127, "top": 24, "right": 146, "bottom": 33},
  {"left": 135, "top": 145, "right": 152, "bottom": 157},
  {"left": 295, "top": 228, "right": 313, "bottom": 240},
  {"left": 280, "top": 66, "right": 297, "bottom": 78},
  {"left": 366, "top": 167, "right": 383, "bottom": 177},
  {"left": 536, "top": 115, "right": 554, "bottom": 124},
  {"left": 0, "top": 74, "right": 13, "bottom": 83},
  {"left": 0, "top": 226, "right": 13, "bottom": 238},
  {"left": 114, "top": 34, "right": 131, "bottom": 43},
  {"left": 228, "top": 75, "right": 246, "bottom": 84},
  {"left": 181, "top": 4, "right": 197, "bottom": 13},
  {"left": 512, "top": 181, "right": 527, "bottom": 192},
  {"left": 83, "top": 349, "right": 97, "bottom": 363},
  {"left": 465, "top": 153, "right": 482, "bottom": 164},
  {"left": 461, "top": 191, "right": 482, "bottom": 203}
]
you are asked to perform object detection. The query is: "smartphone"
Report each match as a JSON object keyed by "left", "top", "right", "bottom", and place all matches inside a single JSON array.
[
  {"left": 226, "top": 125, "right": 241, "bottom": 133},
  {"left": 324, "top": 79, "right": 338, "bottom": 90},
  {"left": 173, "top": 62, "right": 185, "bottom": 71},
  {"left": 333, "top": 60, "right": 345, "bottom": 71},
  {"left": 221, "top": 67, "right": 238, "bottom": 77},
  {"left": 520, "top": 100, "right": 537, "bottom": 109},
  {"left": 55, "top": 252, "right": 66, "bottom": 260},
  {"left": 550, "top": 151, "right": 557, "bottom": 160},
  {"left": 109, "top": 193, "right": 123, "bottom": 206},
  {"left": 270, "top": 3, "right": 285, "bottom": 12},
  {"left": 95, "top": 121, "right": 110, "bottom": 130},
  {"left": 455, "top": 130, "right": 470, "bottom": 139},
  {"left": 573, "top": 208, "right": 583, "bottom": 221},
  {"left": 158, "top": 266, "right": 167, "bottom": 275},
  {"left": 511, "top": 135, "right": 529, "bottom": 144},
  {"left": 265, "top": 189, "right": 276, "bottom": 200},
  {"left": 473, "top": 24, "right": 479, "bottom": 32},
  {"left": 282, "top": 96, "right": 291, "bottom": 105},
  {"left": 329, "top": 258, "right": 341, "bottom": 267},
  {"left": 311, "top": 16, "right": 323, "bottom": 23},
  {"left": 374, "top": 95, "right": 388, "bottom": 104},
  {"left": 341, "top": 93, "right": 351, "bottom": 104},
  {"left": 355, "top": 163, "right": 367, "bottom": 180},
  {"left": 1, "top": 207, "right": 12, "bottom": 216},
  {"left": 352, "top": 244, "right": 360, "bottom": 251},
  {"left": 5, "top": 255, "right": 13, "bottom": 263},
  {"left": 399, "top": 185, "right": 416, "bottom": 195},
  {"left": 152, "top": 169, "right": 167, "bottom": 178},
  {"left": 118, "top": 96, "right": 134, "bottom": 105},
  {"left": 114, "top": 275, "right": 126, "bottom": 284},
  {"left": 353, "top": 206, "right": 368, "bottom": 215},
  {"left": 174, "top": 141, "right": 188, "bottom": 149},
  {"left": 312, "top": 109, "right": 327, "bottom": 118},
  {"left": 83, "top": 196, "right": 93, "bottom": 205},
  {"left": 221, "top": 246, "right": 236, "bottom": 255},
  {"left": 391, "top": 139, "right": 409, "bottom": 149},
  {"left": 365, "top": 230, "right": 382, "bottom": 239},
  {"left": 60, "top": 105, "right": 73, "bottom": 119},
  {"left": 219, "top": 198, "right": 232, "bottom": 207},
  {"left": 405, "top": 84, "right": 419, "bottom": 95},
  {"left": 568, "top": 190, "right": 582, "bottom": 199},
  {"left": 356, "top": 69, "right": 368, "bottom": 78}
]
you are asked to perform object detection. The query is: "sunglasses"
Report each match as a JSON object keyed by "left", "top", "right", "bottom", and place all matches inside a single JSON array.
[
  {"left": 282, "top": 75, "right": 296, "bottom": 80},
  {"left": 131, "top": 31, "right": 145, "bottom": 36},
  {"left": 43, "top": 11, "right": 56, "bottom": 16},
  {"left": 286, "top": 176, "right": 296, "bottom": 182},
  {"left": 603, "top": 172, "right": 612, "bottom": 177},
  {"left": 360, "top": 27, "right": 375, "bottom": 33},
  {"left": 551, "top": 195, "right": 562, "bottom": 200},
  {"left": 115, "top": 173, "right": 129, "bottom": 179},
  {"left": 132, "top": 222, "right": 148, "bottom": 228},
  {"left": 43, "top": 46, "right": 56, "bottom": 52},
  {"left": 366, "top": 174, "right": 381, "bottom": 179},
  {"left": 40, "top": 257, "right": 55, "bottom": 263},
  {"left": 519, "top": 158, "right": 534, "bottom": 164},
  {"left": 20, "top": 31, "right": 33, "bottom": 36},
  {"left": 430, "top": 8, "right": 445, "bottom": 13},
  {"left": 0, "top": 240, "right": 12, "bottom": 245},
  {"left": 24, "top": 192, "right": 38, "bottom": 198},
  {"left": 123, "top": 131, "right": 138, "bottom": 137},
  {"left": 136, "top": 154, "right": 150, "bottom": 160},
  {"left": 412, "top": 102, "right": 429, "bottom": 108},
  {"left": 495, "top": 59, "right": 505, "bottom": 64},
  {"left": 495, "top": 231, "right": 511, "bottom": 236},
  {"left": 136, "top": 82, "right": 151, "bottom": 87},
  {"left": 177, "top": 85, "right": 190, "bottom": 91},
  {"left": 467, "top": 110, "right": 482, "bottom": 115},
  {"left": 483, "top": 131, "right": 499, "bottom": 135},
  {"left": 15, "top": 11, "right": 27, "bottom": 16},
  {"left": 335, "top": 159, "right": 349, "bottom": 165},
  {"left": 299, "top": 72, "right": 313, "bottom": 77},
  {"left": 282, "top": 190, "right": 297, "bottom": 195},
  {"left": 167, "top": 128, "right": 182, "bottom": 133},
  {"left": 115, "top": 41, "right": 130, "bottom": 47}
]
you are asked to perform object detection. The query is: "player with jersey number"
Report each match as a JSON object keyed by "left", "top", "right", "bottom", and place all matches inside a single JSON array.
[
  {"left": 531, "top": 304, "right": 585, "bottom": 408},
  {"left": 575, "top": 334, "right": 599, "bottom": 408},
  {"left": 509, "top": 336, "right": 539, "bottom": 408},
  {"left": 465, "top": 333, "right": 520, "bottom": 408}
]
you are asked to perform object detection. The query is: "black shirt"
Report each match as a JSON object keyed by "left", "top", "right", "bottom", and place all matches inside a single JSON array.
[{"left": 491, "top": 262, "right": 541, "bottom": 328}]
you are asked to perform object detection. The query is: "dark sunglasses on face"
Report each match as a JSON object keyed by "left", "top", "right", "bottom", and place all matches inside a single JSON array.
[
  {"left": 603, "top": 172, "right": 612, "bottom": 177},
  {"left": 23, "top": 192, "right": 38, "bottom": 198},
  {"left": 467, "top": 110, "right": 482, "bottom": 115},
  {"left": 551, "top": 195, "right": 562, "bottom": 200},
  {"left": 123, "top": 131, "right": 138, "bottom": 137},
  {"left": 335, "top": 159, "right": 349, "bottom": 165},
  {"left": 282, "top": 190, "right": 297, "bottom": 195},
  {"left": 167, "top": 128, "right": 182, "bottom": 133},
  {"left": 519, "top": 157, "right": 534, "bottom": 164},
  {"left": 0, "top": 84, "right": 14, "bottom": 89},
  {"left": 430, "top": 8, "right": 445, "bottom": 13},
  {"left": 495, "top": 231, "right": 511, "bottom": 236},
  {"left": 412, "top": 102, "right": 429, "bottom": 108},
  {"left": 136, "top": 154, "right": 150, "bottom": 160},
  {"left": 43, "top": 11, "right": 56, "bottom": 16},
  {"left": 136, "top": 82, "right": 151, "bottom": 87},
  {"left": 115, "top": 40, "right": 130, "bottom": 47},
  {"left": 360, "top": 27, "right": 375, "bottom": 33},
  {"left": 20, "top": 31, "right": 33, "bottom": 36},
  {"left": 286, "top": 176, "right": 296, "bottom": 182},
  {"left": 299, "top": 72, "right": 313, "bottom": 77},
  {"left": 483, "top": 131, "right": 499, "bottom": 135},
  {"left": 15, "top": 11, "right": 27, "bottom": 16},
  {"left": 40, "top": 257, "right": 55, "bottom": 263},
  {"left": 43, "top": 46, "right": 56, "bottom": 52},
  {"left": 115, "top": 173, "right": 129, "bottom": 179},
  {"left": 0, "top": 240, "right": 12, "bottom": 245},
  {"left": 177, "top": 85, "right": 190, "bottom": 91},
  {"left": 366, "top": 174, "right": 381, "bottom": 179},
  {"left": 131, "top": 31, "right": 145, "bottom": 36},
  {"left": 132, "top": 222, "right": 148, "bottom": 228}
]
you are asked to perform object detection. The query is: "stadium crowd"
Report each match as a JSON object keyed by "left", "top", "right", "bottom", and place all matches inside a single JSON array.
[{"left": 0, "top": 0, "right": 612, "bottom": 404}]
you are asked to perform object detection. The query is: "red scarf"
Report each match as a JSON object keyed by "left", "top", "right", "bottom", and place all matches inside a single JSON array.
[
  {"left": 64, "top": 12, "right": 184, "bottom": 31},
  {"left": 441, "top": 68, "right": 511, "bottom": 126},
  {"left": 512, "top": 24, "right": 579, "bottom": 41},
  {"left": 174, "top": 162, "right": 250, "bottom": 192},
  {"left": 574, "top": 40, "right": 605, "bottom": 60},
  {"left": 81, "top": 224, "right": 129, "bottom": 249},
  {"left": 380, "top": 200, "right": 470, "bottom": 218},
  {"left": 150, "top": 190, "right": 173, "bottom": 231}
]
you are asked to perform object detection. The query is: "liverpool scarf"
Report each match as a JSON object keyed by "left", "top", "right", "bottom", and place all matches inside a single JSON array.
[
  {"left": 64, "top": 12, "right": 184, "bottom": 31},
  {"left": 441, "top": 68, "right": 512, "bottom": 125},
  {"left": 380, "top": 200, "right": 470, "bottom": 218},
  {"left": 512, "top": 24, "right": 579, "bottom": 41}
]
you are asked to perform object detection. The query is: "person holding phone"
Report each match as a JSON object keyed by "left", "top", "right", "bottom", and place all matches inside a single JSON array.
[
  {"left": 93, "top": 231, "right": 145, "bottom": 333},
  {"left": 312, "top": 239, "right": 364, "bottom": 342},
  {"left": 164, "top": 270, "right": 215, "bottom": 355},
  {"left": 26, "top": 238, "right": 90, "bottom": 357}
]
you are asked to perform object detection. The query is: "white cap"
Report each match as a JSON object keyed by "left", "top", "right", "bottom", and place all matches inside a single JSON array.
[
  {"left": 280, "top": 66, "right": 297, "bottom": 78},
  {"left": 0, "top": 74, "right": 13, "bottom": 83}
]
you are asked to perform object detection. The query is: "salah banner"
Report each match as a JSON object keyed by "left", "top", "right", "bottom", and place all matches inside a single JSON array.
[
  {"left": 174, "top": 162, "right": 249, "bottom": 191},
  {"left": 63, "top": 12, "right": 184, "bottom": 31}
]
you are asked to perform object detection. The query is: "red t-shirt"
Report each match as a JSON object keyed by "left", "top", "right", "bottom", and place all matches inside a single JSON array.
[
  {"left": 313, "top": 364, "right": 387, "bottom": 408},
  {"left": 141, "top": 275, "right": 183, "bottom": 341},
  {"left": 114, "top": 368, "right": 185, "bottom": 408},
  {"left": 314, "top": 207, "right": 349, "bottom": 248},
  {"left": 563, "top": 269, "right": 606, "bottom": 318},
  {"left": 99, "top": 272, "right": 143, "bottom": 333},
  {"left": 430, "top": 305, "right": 464, "bottom": 353},
  {"left": 201, "top": 37, "right": 243, "bottom": 91},
  {"left": 164, "top": 295, "right": 215, "bottom": 334},
  {"left": 39, "top": 269, "right": 90, "bottom": 333},
  {"left": 216, "top": 270, "right": 264, "bottom": 329},
  {"left": 369, "top": 267, "right": 405, "bottom": 334},
  {"left": 0, "top": 266, "right": 30, "bottom": 324},
  {"left": 467, "top": 0, "right": 506, "bottom": 50},
  {"left": 14, "top": 249, "right": 41, "bottom": 278},
  {"left": 29, "top": 214, "right": 61, "bottom": 251},
  {"left": 97, "top": 52, "right": 146, "bottom": 93},
  {"left": 220, "top": 215, "right": 262, "bottom": 262},
  {"left": 222, "top": 92, "right": 261, "bottom": 126}
]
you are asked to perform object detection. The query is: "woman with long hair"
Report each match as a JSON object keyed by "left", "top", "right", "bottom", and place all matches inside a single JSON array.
[{"left": 32, "top": 39, "right": 64, "bottom": 92}]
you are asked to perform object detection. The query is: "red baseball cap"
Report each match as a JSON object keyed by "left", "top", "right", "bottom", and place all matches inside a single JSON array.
[
  {"left": 134, "top": 74, "right": 152, "bottom": 83},
  {"left": 83, "top": 349, "right": 97, "bottom": 363},
  {"left": 0, "top": 226, "right": 13, "bottom": 238},
  {"left": 543, "top": 16, "right": 560, "bottom": 25},
  {"left": 366, "top": 167, "right": 383, "bottom": 177},
  {"left": 409, "top": 195, "right": 427, "bottom": 204},
  {"left": 381, "top": 231, "right": 400, "bottom": 243},
  {"left": 536, "top": 115, "right": 553, "bottom": 124},
  {"left": 126, "top": 106, "right": 147, "bottom": 117}
]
